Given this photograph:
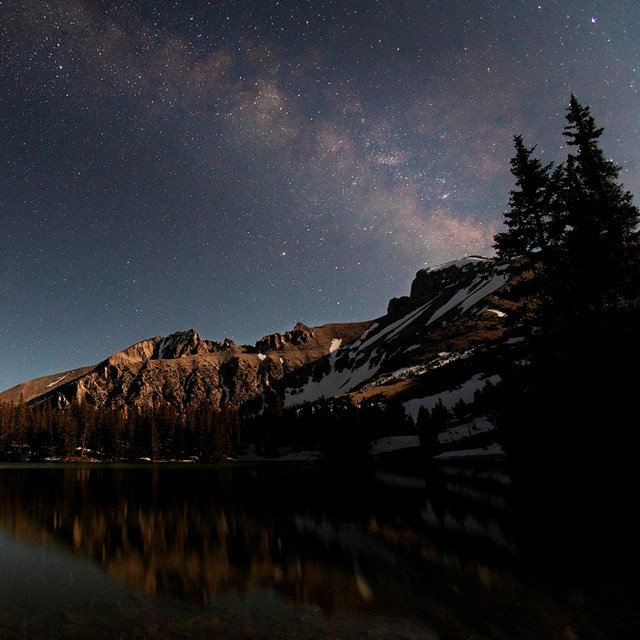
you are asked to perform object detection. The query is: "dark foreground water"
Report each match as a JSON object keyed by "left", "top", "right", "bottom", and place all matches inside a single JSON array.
[{"left": 0, "top": 462, "right": 638, "bottom": 640}]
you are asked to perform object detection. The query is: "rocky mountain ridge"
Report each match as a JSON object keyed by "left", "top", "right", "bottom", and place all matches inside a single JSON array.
[
  {"left": 280, "top": 256, "right": 512, "bottom": 414},
  {"left": 1, "top": 256, "right": 515, "bottom": 417}
]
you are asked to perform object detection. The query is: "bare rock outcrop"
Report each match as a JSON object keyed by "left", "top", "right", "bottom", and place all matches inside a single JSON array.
[
  {"left": 387, "top": 257, "right": 493, "bottom": 317},
  {"left": 255, "top": 322, "right": 315, "bottom": 352},
  {"left": 386, "top": 296, "right": 412, "bottom": 317},
  {"left": 409, "top": 256, "right": 493, "bottom": 302}
]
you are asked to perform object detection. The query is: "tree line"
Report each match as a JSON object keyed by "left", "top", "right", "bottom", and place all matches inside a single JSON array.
[
  {"left": 0, "top": 389, "right": 486, "bottom": 464},
  {"left": 0, "top": 398, "right": 240, "bottom": 462}
]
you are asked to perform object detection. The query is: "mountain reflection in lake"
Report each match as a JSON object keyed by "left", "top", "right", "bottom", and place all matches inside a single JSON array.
[{"left": 0, "top": 462, "right": 636, "bottom": 639}]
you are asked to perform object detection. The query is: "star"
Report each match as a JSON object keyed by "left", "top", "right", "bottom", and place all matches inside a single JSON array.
[{"left": 0, "top": 0, "right": 638, "bottom": 391}]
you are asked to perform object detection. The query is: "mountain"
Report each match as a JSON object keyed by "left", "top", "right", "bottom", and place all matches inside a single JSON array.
[
  {"left": 281, "top": 256, "right": 510, "bottom": 413},
  {"left": 0, "top": 323, "right": 369, "bottom": 410},
  {"left": 0, "top": 256, "right": 516, "bottom": 437},
  {"left": 0, "top": 256, "right": 511, "bottom": 408}
]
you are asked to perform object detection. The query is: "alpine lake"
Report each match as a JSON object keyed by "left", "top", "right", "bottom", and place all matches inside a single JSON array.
[{"left": 0, "top": 458, "right": 638, "bottom": 640}]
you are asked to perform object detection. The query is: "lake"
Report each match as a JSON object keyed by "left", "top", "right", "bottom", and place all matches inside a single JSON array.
[{"left": 0, "top": 461, "right": 638, "bottom": 639}]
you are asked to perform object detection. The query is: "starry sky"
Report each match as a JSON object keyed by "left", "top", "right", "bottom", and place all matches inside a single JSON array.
[{"left": 1, "top": 0, "right": 639, "bottom": 391}]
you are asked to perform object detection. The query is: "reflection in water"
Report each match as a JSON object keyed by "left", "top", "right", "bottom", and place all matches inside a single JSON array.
[{"left": 0, "top": 462, "right": 631, "bottom": 639}]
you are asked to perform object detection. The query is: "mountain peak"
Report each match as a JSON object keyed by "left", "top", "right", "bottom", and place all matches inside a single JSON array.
[
  {"left": 388, "top": 256, "right": 494, "bottom": 316},
  {"left": 255, "top": 322, "right": 315, "bottom": 352},
  {"left": 154, "top": 329, "right": 209, "bottom": 359},
  {"left": 410, "top": 255, "right": 494, "bottom": 301}
]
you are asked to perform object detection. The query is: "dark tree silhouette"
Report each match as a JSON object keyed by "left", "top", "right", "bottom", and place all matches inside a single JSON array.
[
  {"left": 493, "top": 134, "right": 561, "bottom": 266},
  {"left": 554, "top": 94, "right": 640, "bottom": 312},
  {"left": 417, "top": 405, "right": 441, "bottom": 461}
]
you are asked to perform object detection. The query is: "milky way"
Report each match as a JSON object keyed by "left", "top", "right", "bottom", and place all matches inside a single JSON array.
[{"left": 1, "top": 0, "right": 639, "bottom": 390}]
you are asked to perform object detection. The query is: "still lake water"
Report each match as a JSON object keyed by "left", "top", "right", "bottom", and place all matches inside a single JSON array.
[{"left": 0, "top": 461, "right": 638, "bottom": 640}]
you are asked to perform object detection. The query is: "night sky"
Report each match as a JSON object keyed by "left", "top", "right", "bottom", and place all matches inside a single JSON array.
[{"left": 1, "top": 1, "right": 639, "bottom": 391}]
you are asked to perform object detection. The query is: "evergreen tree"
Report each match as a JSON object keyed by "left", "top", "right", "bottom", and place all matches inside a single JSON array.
[
  {"left": 60, "top": 409, "right": 78, "bottom": 460},
  {"left": 359, "top": 397, "right": 386, "bottom": 440},
  {"left": 27, "top": 402, "right": 54, "bottom": 459},
  {"left": 416, "top": 406, "right": 439, "bottom": 460},
  {"left": 0, "top": 403, "right": 11, "bottom": 457},
  {"left": 319, "top": 398, "right": 368, "bottom": 465},
  {"left": 13, "top": 394, "right": 28, "bottom": 454},
  {"left": 382, "top": 398, "right": 411, "bottom": 435},
  {"left": 493, "top": 135, "right": 561, "bottom": 266},
  {"left": 112, "top": 409, "right": 127, "bottom": 460},
  {"left": 555, "top": 94, "right": 640, "bottom": 312}
]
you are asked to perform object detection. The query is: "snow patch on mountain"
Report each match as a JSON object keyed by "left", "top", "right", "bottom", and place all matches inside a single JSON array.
[
  {"left": 46, "top": 373, "right": 69, "bottom": 388},
  {"left": 383, "top": 301, "right": 434, "bottom": 342},
  {"left": 423, "top": 256, "right": 492, "bottom": 273},
  {"left": 361, "top": 364, "right": 431, "bottom": 389},
  {"left": 284, "top": 343, "right": 383, "bottom": 406},
  {"left": 360, "top": 350, "right": 475, "bottom": 391},
  {"left": 427, "top": 270, "right": 508, "bottom": 325},
  {"left": 404, "top": 373, "right": 500, "bottom": 420}
]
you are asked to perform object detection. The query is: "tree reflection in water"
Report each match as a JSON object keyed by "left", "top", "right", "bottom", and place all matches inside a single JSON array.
[{"left": 0, "top": 462, "right": 633, "bottom": 639}]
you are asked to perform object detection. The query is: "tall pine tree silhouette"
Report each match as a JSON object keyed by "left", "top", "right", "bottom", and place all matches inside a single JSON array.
[
  {"left": 555, "top": 94, "right": 639, "bottom": 313},
  {"left": 493, "top": 134, "right": 560, "bottom": 266}
]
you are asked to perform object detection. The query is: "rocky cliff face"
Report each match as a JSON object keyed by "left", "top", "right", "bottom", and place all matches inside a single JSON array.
[
  {"left": 387, "top": 256, "right": 495, "bottom": 316},
  {"left": 1, "top": 256, "right": 513, "bottom": 414},
  {"left": 255, "top": 322, "right": 315, "bottom": 352},
  {"left": 112, "top": 330, "right": 237, "bottom": 363},
  {"left": 2, "top": 322, "right": 370, "bottom": 412},
  {"left": 409, "top": 256, "right": 494, "bottom": 300}
]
